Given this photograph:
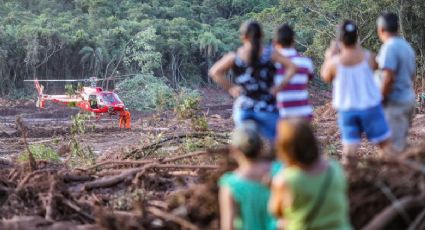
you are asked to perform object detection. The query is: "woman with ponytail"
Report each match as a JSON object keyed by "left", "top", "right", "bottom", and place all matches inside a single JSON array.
[{"left": 209, "top": 21, "right": 297, "bottom": 141}]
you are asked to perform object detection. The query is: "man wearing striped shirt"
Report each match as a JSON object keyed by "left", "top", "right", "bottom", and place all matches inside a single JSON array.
[{"left": 273, "top": 24, "right": 314, "bottom": 120}]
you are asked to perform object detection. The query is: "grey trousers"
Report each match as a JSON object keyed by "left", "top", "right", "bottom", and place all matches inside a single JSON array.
[{"left": 384, "top": 101, "right": 415, "bottom": 152}]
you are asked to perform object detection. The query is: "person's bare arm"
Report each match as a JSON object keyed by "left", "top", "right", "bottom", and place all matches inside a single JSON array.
[
  {"left": 320, "top": 58, "right": 336, "bottom": 83},
  {"left": 271, "top": 51, "right": 297, "bottom": 95},
  {"left": 269, "top": 173, "right": 291, "bottom": 219},
  {"left": 209, "top": 53, "right": 241, "bottom": 97},
  {"left": 381, "top": 69, "right": 395, "bottom": 99},
  {"left": 368, "top": 52, "right": 379, "bottom": 70},
  {"left": 320, "top": 41, "right": 340, "bottom": 83},
  {"left": 269, "top": 180, "right": 283, "bottom": 218},
  {"left": 219, "top": 186, "right": 236, "bottom": 230}
]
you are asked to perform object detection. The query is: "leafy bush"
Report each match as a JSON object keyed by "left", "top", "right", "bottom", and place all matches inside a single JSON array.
[
  {"left": 191, "top": 115, "right": 209, "bottom": 131},
  {"left": 118, "top": 75, "right": 202, "bottom": 113},
  {"left": 68, "top": 113, "right": 96, "bottom": 167},
  {"left": 65, "top": 83, "right": 74, "bottom": 96},
  {"left": 174, "top": 88, "right": 201, "bottom": 119},
  {"left": 182, "top": 135, "right": 217, "bottom": 153},
  {"left": 70, "top": 113, "right": 91, "bottom": 135},
  {"left": 18, "top": 144, "right": 60, "bottom": 163},
  {"left": 117, "top": 74, "right": 175, "bottom": 111},
  {"left": 173, "top": 88, "right": 209, "bottom": 131}
]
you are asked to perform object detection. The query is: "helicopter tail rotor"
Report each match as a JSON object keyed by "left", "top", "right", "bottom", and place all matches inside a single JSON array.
[
  {"left": 34, "top": 79, "right": 46, "bottom": 108},
  {"left": 34, "top": 79, "right": 44, "bottom": 96}
]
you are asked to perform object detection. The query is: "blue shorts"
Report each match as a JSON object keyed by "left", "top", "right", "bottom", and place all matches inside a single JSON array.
[
  {"left": 233, "top": 108, "right": 279, "bottom": 141},
  {"left": 338, "top": 105, "right": 391, "bottom": 144}
]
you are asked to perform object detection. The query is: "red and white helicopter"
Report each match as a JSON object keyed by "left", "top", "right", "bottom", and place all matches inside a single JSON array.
[{"left": 24, "top": 77, "right": 125, "bottom": 119}]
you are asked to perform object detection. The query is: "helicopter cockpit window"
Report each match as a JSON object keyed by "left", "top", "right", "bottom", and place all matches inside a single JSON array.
[
  {"left": 89, "top": 95, "right": 98, "bottom": 109},
  {"left": 113, "top": 93, "right": 122, "bottom": 103},
  {"left": 102, "top": 93, "right": 121, "bottom": 105}
]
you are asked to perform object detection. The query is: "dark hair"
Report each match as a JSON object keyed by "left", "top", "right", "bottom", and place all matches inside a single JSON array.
[
  {"left": 378, "top": 12, "right": 399, "bottom": 33},
  {"left": 240, "top": 21, "right": 263, "bottom": 66},
  {"left": 232, "top": 121, "right": 262, "bottom": 159},
  {"left": 276, "top": 24, "right": 295, "bottom": 47},
  {"left": 338, "top": 20, "right": 358, "bottom": 46},
  {"left": 276, "top": 119, "right": 319, "bottom": 166}
]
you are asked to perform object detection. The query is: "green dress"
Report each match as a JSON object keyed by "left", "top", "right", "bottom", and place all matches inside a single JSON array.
[
  {"left": 282, "top": 159, "right": 352, "bottom": 230},
  {"left": 219, "top": 161, "right": 283, "bottom": 230}
]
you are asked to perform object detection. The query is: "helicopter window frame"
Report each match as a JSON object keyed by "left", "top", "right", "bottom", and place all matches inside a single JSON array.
[{"left": 102, "top": 93, "right": 120, "bottom": 105}]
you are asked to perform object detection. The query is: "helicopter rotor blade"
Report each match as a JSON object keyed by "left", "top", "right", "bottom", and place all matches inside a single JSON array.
[
  {"left": 24, "top": 79, "right": 86, "bottom": 82},
  {"left": 23, "top": 75, "right": 137, "bottom": 83}
]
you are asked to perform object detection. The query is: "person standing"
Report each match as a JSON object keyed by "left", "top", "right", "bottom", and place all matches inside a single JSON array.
[
  {"left": 274, "top": 24, "right": 315, "bottom": 120},
  {"left": 321, "top": 20, "right": 392, "bottom": 159},
  {"left": 119, "top": 108, "right": 131, "bottom": 129},
  {"left": 377, "top": 12, "right": 416, "bottom": 152},
  {"left": 270, "top": 118, "right": 351, "bottom": 230},
  {"left": 219, "top": 122, "right": 278, "bottom": 230},
  {"left": 209, "top": 21, "right": 297, "bottom": 141}
]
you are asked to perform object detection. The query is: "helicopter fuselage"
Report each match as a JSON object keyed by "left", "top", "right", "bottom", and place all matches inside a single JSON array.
[{"left": 34, "top": 80, "right": 125, "bottom": 116}]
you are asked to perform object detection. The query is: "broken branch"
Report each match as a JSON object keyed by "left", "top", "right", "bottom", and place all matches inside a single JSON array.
[{"left": 147, "top": 206, "right": 199, "bottom": 230}]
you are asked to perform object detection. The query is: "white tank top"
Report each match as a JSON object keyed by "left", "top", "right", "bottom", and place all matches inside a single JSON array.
[{"left": 332, "top": 51, "right": 382, "bottom": 111}]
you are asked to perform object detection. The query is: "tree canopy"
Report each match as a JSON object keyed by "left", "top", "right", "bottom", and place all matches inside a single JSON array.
[{"left": 0, "top": 0, "right": 424, "bottom": 97}]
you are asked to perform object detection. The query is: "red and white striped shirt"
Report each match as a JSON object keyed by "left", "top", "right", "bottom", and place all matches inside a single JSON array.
[{"left": 275, "top": 48, "right": 314, "bottom": 119}]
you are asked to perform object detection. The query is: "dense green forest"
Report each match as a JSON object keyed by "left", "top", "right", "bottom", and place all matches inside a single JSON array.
[
  {"left": 0, "top": 0, "right": 424, "bottom": 107},
  {"left": 0, "top": 0, "right": 277, "bottom": 97}
]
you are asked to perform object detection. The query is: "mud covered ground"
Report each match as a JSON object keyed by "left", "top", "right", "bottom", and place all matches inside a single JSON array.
[{"left": 1, "top": 88, "right": 425, "bottom": 229}]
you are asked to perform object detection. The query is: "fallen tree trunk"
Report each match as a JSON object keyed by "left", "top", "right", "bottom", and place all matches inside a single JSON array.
[
  {"left": 125, "top": 132, "right": 229, "bottom": 159},
  {"left": 82, "top": 164, "right": 157, "bottom": 191}
]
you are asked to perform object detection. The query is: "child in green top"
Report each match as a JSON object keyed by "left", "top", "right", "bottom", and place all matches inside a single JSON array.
[
  {"left": 219, "top": 122, "right": 279, "bottom": 230},
  {"left": 270, "top": 118, "right": 352, "bottom": 230}
]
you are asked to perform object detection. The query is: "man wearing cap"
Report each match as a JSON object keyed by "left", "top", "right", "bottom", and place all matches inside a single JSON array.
[{"left": 377, "top": 12, "right": 416, "bottom": 152}]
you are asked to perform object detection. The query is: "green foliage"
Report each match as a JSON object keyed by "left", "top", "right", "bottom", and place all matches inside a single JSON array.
[
  {"left": 71, "top": 113, "right": 91, "bottom": 135},
  {"left": 1, "top": 0, "right": 275, "bottom": 96},
  {"left": 77, "top": 82, "right": 84, "bottom": 91},
  {"left": 182, "top": 135, "right": 217, "bottom": 152},
  {"left": 198, "top": 32, "right": 222, "bottom": 58},
  {"left": 124, "top": 27, "right": 162, "bottom": 74},
  {"left": 191, "top": 114, "right": 209, "bottom": 132},
  {"left": 69, "top": 113, "right": 96, "bottom": 167},
  {"left": 117, "top": 74, "right": 175, "bottom": 111},
  {"left": 18, "top": 144, "right": 60, "bottom": 163},
  {"left": 173, "top": 88, "right": 208, "bottom": 131},
  {"left": 118, "top": 74, "right": 202, "bottom": 112},
  {"left": 253, "top": 0, "right": 425, "bottom": 73},
  {"left": 65, "top": 84, "right": 74, "bottom": 96},
  {"left": 68, "top": 102, "right": 77, "bottom": 107},
  {"left": 2, "top": 0, "right": 424, "bottom": 97},
  {"left": 79, "top": 46, "right": 103, "bottom": 76},
  {"left": 175, "top": 89, "right": 201, "bottom": 119},
  {"left": 182, "top": 138, "right": 205, "bottom": 152}
]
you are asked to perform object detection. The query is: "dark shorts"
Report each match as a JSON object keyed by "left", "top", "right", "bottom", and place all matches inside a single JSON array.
[{"left": 338, "top": 105, "right": 391, "bottom": 144}]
